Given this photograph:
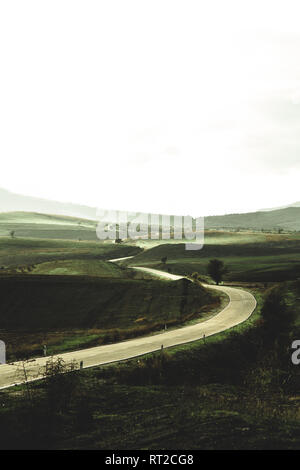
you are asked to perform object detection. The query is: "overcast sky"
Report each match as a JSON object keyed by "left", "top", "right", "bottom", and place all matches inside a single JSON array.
[{"left": 1, "top": 0, "right": 300, "bottom": 216}]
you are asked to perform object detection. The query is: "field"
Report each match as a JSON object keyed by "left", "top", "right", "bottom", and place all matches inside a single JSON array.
[
  {"left": 125, "top": 234, "right": 300, "bottom": 282},
  {"left": 0, "top": 236, "right": 221, "bottom": 360},
  {"left": 0, "top": 281, "right": 299, "bottom": 450},
  {"left": 0, "top": 213, "right": 299, "bottom": 450},
  {"left": 0, "top": 211, "right": 98, "bottom": 240},
  {"left": 29, "top": 259, "right": 130, "bottom": 277}
]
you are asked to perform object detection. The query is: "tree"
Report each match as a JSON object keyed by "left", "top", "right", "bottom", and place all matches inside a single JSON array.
[
  {"left": 9, "top": 230, "right": 15, "bottom": 238},
  {"left": 207, "top": 259, "right": 227, "bottom": 285},
  {"left": 161, "top": 256, "right": 167, "bottom": 265}
]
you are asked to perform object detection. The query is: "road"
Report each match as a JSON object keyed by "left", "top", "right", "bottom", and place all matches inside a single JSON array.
[{"left": 0, "top": 264, "right": 256, "bottom": 389}]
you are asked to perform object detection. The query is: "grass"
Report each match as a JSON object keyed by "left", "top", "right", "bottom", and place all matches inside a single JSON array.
[
  {"left": 0, "top": 211, "right": 97, "bottom": 240},
  {"left": 125, "top": 239, "right": 300, "bottom": 282},
  {"left": 0, "top": 274, "right": 220, "bottom": 360},
  {"left": 29, "top": 259, "right": 129, "bottom": 278},
  {"left": 0, "top": 284, "right": 299, "bottom": 450},
  {"left": 0, "top": 237, "right": 142, "bottom": 268},
  {"left": 205, "top": 206, "right": 300, "bottom": 231},
  {"left": 0, "top": 222, "right": 299, "bottom": 449},
  {"left": 2, "top": 382, "right": 299, "bottom": 450}
]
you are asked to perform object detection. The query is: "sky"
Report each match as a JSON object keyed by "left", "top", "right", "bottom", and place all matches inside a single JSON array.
[{"left": 0, "top": 0, "right": 300, "bottom": 216}]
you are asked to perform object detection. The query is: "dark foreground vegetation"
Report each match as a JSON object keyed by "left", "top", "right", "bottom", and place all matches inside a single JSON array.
[
  {"left": 0, "top": 281, "right": 299, "bottom": 450},
  {"left": 0, "top": 274, "right": 220, "bottom": 361}
]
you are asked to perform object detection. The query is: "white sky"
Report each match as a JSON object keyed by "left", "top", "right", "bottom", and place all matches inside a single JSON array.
[{"left": 1, "top": 0, "right": 300, "bottom": 216}]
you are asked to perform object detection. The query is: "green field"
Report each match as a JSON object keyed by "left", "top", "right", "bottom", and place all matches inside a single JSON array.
[
  {"left": 30, "top": 259, "right": 130, "bottom": 277},
  {"left": 125, "top": 238, "right": 300, "bottom": 282},
  {"left": 0, "top": 211, "right": 98, "bottom": 240},
  {"left": 0, "top": 237, "right": 141, "bottom": 269},
  {"left": 1, "top": 212, "right": 300, "bottom": 450}
]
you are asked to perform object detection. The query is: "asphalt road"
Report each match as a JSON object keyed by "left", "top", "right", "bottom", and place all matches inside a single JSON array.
[{"left": 0, "top": 265, "right": 256, "bottom": 389}]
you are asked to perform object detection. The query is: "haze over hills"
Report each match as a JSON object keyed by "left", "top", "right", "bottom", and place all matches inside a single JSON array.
[
  {"left": 1, "top": 187, "right": 300, "bottom": 233},
  {"left": 260, "top": 201, "right": 300, "bottom": 212},
  {"left": 0, "top": 187, "right": 97, "bottom": 220}
]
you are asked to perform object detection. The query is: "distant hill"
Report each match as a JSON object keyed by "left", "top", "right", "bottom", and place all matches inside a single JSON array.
[
  {"left": 203, "top": 207, "right": 300, "bottom": 231},
  {"left": 260, "top": 201, "right": 300, "bottom": 212},
  {"left": 0, "top": 188, "right": 97, "bottom": 219},
  {"left": 0, "top": 211, "right": 97, "bottom": 240},
  {"left": 1, "top": 187, "right": 300, "bottom": 233}
]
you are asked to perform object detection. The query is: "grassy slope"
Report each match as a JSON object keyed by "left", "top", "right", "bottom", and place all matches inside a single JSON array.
[
  {"left": 0, "top": 273, "right": 219, "bottom": 359},
  {"left": 126, "top": 237, "right": 300, "bottom": 282},
  {"left": 0, "top": 211, "right": 98, "bottom": 240},
  {"left": 0, "top": 237, "right": 141, "bottom": 268},
  {"left": 1, "top": 284, "right": 299, "bottom": 450},
  {"left": 1, "top": 222, "right": 299, "bottom": 449},
  {"left": 30, "top": 259, "right": 129, "bottom": 277},
  {"left": 0, "top": 223, "right": 299, "bottom": 449},
  {"left": 0, "top": 276, "right": 215, "bottom": 330},
  {"left": 205, "top": 206, "right": 300, "bottom": 230}
]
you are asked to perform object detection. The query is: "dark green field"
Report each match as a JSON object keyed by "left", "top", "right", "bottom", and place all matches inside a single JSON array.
[
  {"left": 0, "top": 275, "right": 216, "bottom": 331},
  {"left": 0, "top": 265, "right": 220, "bottom": 360}
]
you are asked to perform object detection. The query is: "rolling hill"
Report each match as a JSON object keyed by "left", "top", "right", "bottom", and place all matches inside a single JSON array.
[
  {"left": 1, "top": 187, "right": 300, "bottom": 234},
  {"left": 0, "top": 187, "right": 97, "bottom": 219},
  {"left": 203, "top": 207, "right": 300, "bottom": 231}
]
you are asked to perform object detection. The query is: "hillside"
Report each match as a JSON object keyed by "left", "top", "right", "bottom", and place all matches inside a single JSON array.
[
  {"left": 2, "top": 192, "right": 300, "bottom": 240},
  {"left": 0, "top": 211, "right": 97, "bottom": 240},
  {"left": 204, "top": 207, "right": 300, "bottom": 231},
  {"left": 0, "top": 188, "right": 97, "bottom": 219},
  {"left": 0, "top": 273, "right": 220, "bottom": 360},
  {"left": 126, "top": 238, "right": 300, "bottom": 282},
  {"left": 0, "top": 237, "right": 141, "bottom": 268}
]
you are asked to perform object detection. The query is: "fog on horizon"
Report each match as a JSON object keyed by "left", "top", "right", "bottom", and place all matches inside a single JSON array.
[{"left": 1, "top": 0, "right": 300, "bottom": 217}]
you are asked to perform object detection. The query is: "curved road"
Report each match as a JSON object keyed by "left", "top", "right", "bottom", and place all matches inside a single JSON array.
[{"left": 0, "top": 263, "right": 256, "bottom": 389}]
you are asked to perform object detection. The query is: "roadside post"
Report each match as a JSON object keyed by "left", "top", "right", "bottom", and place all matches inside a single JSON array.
[{"left": 0, "top": 340, "right": 5, "bottom": 364}]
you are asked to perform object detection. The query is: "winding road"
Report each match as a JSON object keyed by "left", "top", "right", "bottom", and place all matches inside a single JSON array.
[{"left": 0, "top": 261, "right": 256, "bottom": 389}]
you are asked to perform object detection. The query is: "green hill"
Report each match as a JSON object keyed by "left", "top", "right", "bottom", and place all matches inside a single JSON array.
[
  {"left": 30, "top": 259, "right": 129, "bottom": 278},
  {"left": 0, "top": 275, "right": 214, "bottom": 330},
  {"left": 0, "top": 237, "right": 141, "bottom": 268},
  {"left": 204, "top": 207, "right": 300, "bottom": 231},
  {"left": 0, "top": 211, "right": 97, "bottom": 240},
  {"left": 126, "top": 239, "right": 300, "bottom": 282}
]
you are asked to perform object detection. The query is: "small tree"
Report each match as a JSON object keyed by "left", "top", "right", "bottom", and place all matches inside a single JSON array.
[
  {"left": 207, "top": 259, "right": 227, "bottom": 285},
  {"left": 161, "top": 256, "right": 167, "bottom": 265},
  {"left": 9, "top": 230, "right": 15, "bottom": 238},
  {"left": 43, "top": 357, "right": 80, "bottom": 414}
]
